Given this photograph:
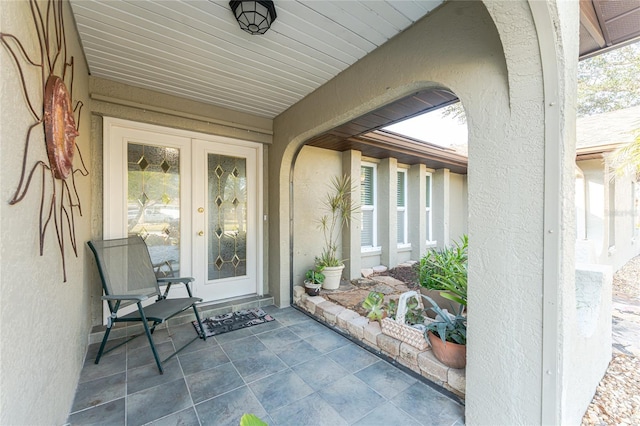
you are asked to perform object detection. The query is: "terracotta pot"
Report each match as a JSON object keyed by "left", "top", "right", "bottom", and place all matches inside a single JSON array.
[
  {"left": 427, "top": 331, "right": 466, "bottom": 369},
  {"left": 304, "top": 281, "right": 321, "bottom": 296}
]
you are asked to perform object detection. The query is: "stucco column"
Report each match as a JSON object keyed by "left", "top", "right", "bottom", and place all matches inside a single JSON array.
[
  {"left": 343, "top": 150, "right": 362, "bottom": 279},
  {"left": 408, "top": 164, "right": 427, "bottom": 260},
  {"left": 378, "top": 158, "right": 397, "bottom": 267},
  {"left": 432, "top": 168, "right": 450, "bottom": 248}
]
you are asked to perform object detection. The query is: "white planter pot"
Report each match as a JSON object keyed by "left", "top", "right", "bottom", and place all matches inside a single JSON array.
[{"left": 322, "top": 264, "right": 345, "bottom": 290}]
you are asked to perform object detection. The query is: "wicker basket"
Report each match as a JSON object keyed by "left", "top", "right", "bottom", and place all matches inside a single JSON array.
[{"left": 381, "top": 290, "right": 429, "bottom": 351}]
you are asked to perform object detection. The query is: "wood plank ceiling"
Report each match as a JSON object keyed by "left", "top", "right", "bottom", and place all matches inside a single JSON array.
[{"left": 70, "top": 0, "right": 444, "bottom": 119}]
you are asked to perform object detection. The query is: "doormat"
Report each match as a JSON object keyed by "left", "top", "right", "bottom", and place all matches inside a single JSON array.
[{"left": 193, "top": 308, "right": 275, "bottom": 338}]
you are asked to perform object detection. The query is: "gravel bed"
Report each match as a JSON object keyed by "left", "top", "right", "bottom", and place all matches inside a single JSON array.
[{"left": 582, "top": 256, "right": 640, "bottom": 425}]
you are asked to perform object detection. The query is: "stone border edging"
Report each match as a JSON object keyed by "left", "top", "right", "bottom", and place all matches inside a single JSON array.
[{"left": 293, "top": 286, "right": 466, "bottom": 398}]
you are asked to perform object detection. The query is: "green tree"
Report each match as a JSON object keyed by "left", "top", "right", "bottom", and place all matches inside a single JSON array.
[{"left": 578, "top": 42, "right": 640, "bottom": 117}]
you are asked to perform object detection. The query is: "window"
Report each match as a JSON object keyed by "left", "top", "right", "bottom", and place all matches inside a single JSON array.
[
  {"left": 397, "top": 170, "right": 407, "bottom": 244},
  {"left": 631, "top": 182, "right": 640, "bottom": 239},
  {"left": 361, "top": 164, "right": 377, "bottom": 248},
  {"left": 425, "top": 173, "right": 433, "bottom": 243},
  {"left": 609, "top": 179, "right": 616, "bottom": 249}
]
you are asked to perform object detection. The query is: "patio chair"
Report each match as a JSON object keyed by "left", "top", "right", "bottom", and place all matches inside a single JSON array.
[{"left": 87, "top": 236, "right": 206, "bottom": 374}]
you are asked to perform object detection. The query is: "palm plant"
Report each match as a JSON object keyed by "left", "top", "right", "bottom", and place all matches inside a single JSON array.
[
  {"left": 317, "top": 175, "right": 357, "bottom": 267},
  {"left": 609, "top": 133, "right": 640, "bottom": 177}
]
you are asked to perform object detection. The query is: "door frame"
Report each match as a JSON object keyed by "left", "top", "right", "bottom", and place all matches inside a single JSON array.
[{"left": 103, "top": 117, "right": 264, "bottom": 302}]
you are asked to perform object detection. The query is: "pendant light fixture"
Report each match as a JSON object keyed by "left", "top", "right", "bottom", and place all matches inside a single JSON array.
[{"left": 229, "top": 1, "right": 277, "bottom": 35}]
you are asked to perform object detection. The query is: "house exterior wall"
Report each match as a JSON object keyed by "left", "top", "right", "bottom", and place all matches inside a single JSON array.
[
  {"left": 576, "top": 158, "right": 640, "bottom": 270},
  {"left": 0, "top": 1, "right": 92, "bottom": 424},
  {"left": 294, "top": 146, "right": 468, "bottom": 282},
  {"left": 271, "top": 1, "right": 583, "bottom": 424}
]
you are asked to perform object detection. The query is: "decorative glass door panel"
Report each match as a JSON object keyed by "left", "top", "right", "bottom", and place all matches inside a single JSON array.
[
  {"left": 193, "top": 139, "right": 260, "bottom": 302},
  {"left": 127, "top": 143, "right": 181, "bottom": 277},
  {"left": 207, "top": 154, "right": 247, "bottom": 280}
]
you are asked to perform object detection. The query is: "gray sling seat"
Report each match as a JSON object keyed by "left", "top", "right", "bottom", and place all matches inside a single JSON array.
[{"left": 87, "top": 236, "right": 206, "bottom": 374}]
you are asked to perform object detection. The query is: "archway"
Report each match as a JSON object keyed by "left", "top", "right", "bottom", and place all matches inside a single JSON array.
[{"left": 268, "top": 1, "right": 580, "bottom": 423}]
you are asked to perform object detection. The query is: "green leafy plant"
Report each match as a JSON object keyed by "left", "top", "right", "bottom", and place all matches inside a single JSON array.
[
  {"left": 240, "top": 413, "right": 268, "bottom": 426},
  {"left": 422, "top": 295, "right": 466, "bottom": 345},
  {"left": 316, "top": 175, "right": 357, "bottom": 267},
  {"left": 362, "top": 291, "right": 385, "bottom": 321},
  {"left": 385, "top": 298, "right": 397, "bottom": 319},
  {"left": 404, "top": 296, "right": 425, "bottom": 325},
  {"left": 305, "top": 265, "right": 325, "bottom": 284},
  {"left": 418, "top": 234, "right": 468, "bottom": 307}
]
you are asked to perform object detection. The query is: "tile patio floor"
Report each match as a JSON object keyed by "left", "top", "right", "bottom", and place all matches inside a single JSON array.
[{"left": 67, "top": 306, "right": 464, "bottom": 426}]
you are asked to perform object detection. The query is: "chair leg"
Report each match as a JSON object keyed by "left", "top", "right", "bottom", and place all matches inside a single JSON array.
[
  {"left": 192, "top": 304, "right": 206, "bottom": 340},
  {"left": 95, "top": 325, "right": 112, "bottom": 365},
  {"left": 137, "top": 303, "right": 164, "bottom": 374}
]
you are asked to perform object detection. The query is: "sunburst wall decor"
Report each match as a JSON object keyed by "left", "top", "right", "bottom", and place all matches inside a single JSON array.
[{"left": 1, "top": 0, "right": 88, "bottom": 282}]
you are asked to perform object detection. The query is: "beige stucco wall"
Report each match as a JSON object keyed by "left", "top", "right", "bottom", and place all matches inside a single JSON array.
[
  {"left": 0, "top": 1, "right": 92, "bottom": 423},
  {"left": 271, "top": 0, "right": 582, "bottom": 423},
  {"left": 293, "top": 146, "right": 343, "bottom": 288},
  {"left": 449, "top": 173, "right": 468, "bottom": 240}
]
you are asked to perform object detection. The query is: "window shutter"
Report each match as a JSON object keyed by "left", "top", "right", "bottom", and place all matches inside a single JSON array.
[
  {"left": 397, "top": 171, "right": 405, "bottom": 207},
  {"left": 361, "top": 166, "right": 374, "bottom": 206},
  {"left": 361, "top": 210, "right": 374, "bottom": 246}
]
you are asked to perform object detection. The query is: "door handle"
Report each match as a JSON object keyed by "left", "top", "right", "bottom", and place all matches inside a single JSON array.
[{"left": 198, "top": 231, "right": 204, "bottom": 236}]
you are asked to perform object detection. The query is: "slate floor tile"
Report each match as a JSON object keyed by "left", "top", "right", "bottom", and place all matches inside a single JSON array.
[
  {"left": 291, "top": 357, "right": 350, "bottom": 391},
  {"left": 69, "top": 305, "right": 464, "bottom": 425},
  {"left": 126, "top": 359, "right": 183, "bottom": 395},
  {"left": 195, "top": 386, "right": 268, "bottom": 426},
  {"left": 70, "top": 371, "right": 126, "bottom": 413},
  {"left": 391, "top": 382, "right": 465, "bottom": 425},
  {"left": 232, "top": 350, "right": 288, "bottom": 383},
  {"left": 304, "top": 329, "right": 350, "bottom": 353},
  {"left": 327, "top": 344, "right": 380, "bottom": 373},
  {"left": 248, "top": 369, "right": 314, "bottom": 412},
  {"left": 352, "top": 401, "right": 422, "bottom": 426},
  {"left": 270, "top": 393, "right": 348, "bottom": 426},
  {"left": 287, "top": 319, "right": 327, "bottom": 339},
  {"left": 220, "top": 335, "right": 268, "bottom": 361},
  {"left": 178, "top": 345, "right": 230, "bottom": 376},
  {"left": 148, "top": 407, "right": 200, "bottom": 426},
  {"left": 354, "top": 360, "right": 417, "bottom": 399},
  {"left": 67, "top": 398, "right": 125, "bottom": 426},
  {"left": 318, "top": 375, "right": 386, "bottom": 423},
  {"left": 185, "top": 362, "right": 244, "bottom": 404},
  {"left": 272, "top": 339, "right": 322, "bottom": 367},
  {"left": 256, "top": 327, "right": 301, "bottom": 350},
  {"left": 127, "top": 378, "right": 191, "bottom": 425}
]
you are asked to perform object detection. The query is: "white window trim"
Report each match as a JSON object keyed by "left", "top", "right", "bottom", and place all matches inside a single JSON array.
[
  {"left": 361, "top": 162, "right": 378, "bottom": 251},
  {"left": 397, "top": 169, "right": 408, "bottom": 246},
  {"left": 425, "top": 171, "right": 435, "bottom": 245}
]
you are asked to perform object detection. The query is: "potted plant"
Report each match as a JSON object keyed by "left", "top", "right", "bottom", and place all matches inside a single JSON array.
[
  {"left": 422, "top": 295, "right": 466, "bottom": 369},
  {"left": 362, "top": 291, "right": 385, "bottom": 321},
  {"left": 418, "top": 234, "right": 467, "bottom": 315},
  {"left": 316, "top": 174, "right": 357, "bottom": 290},
  {"left": 304, "top": 265, "right": 325, "bottom": 296}
]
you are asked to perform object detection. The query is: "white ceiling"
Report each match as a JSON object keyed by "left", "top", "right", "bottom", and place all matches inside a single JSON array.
[{"left": 70, "top": 0, "right": 444, "bottom": 118}]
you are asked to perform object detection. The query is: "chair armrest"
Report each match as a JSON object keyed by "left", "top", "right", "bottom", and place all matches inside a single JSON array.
[
  {"left": 157, "top": 277, "right": 195, "bottom": 284},
  {"left": 157, "top": 277, "right": 196, "bottom": 298},
  {"left": 101, "top": 294, "right": 149, "bottom": 302}
]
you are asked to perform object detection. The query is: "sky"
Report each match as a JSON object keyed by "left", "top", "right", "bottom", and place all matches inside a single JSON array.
[{"left": 384, "top": 106, "right": 468, "bottom": 148}]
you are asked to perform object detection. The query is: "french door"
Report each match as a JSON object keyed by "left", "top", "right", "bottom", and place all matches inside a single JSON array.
[{"left": 103, "top": 118, "right": 263, "bottom": 305}]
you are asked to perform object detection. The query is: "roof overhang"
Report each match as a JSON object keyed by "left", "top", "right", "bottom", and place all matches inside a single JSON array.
[{"left": 580, "top": 0, "right": 640, "bottom": 59}]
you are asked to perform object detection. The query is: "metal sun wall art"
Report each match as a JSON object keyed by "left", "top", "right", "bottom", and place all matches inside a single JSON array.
[{"left": 1, "top": 0, "right": 87, "bottom": 282}]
